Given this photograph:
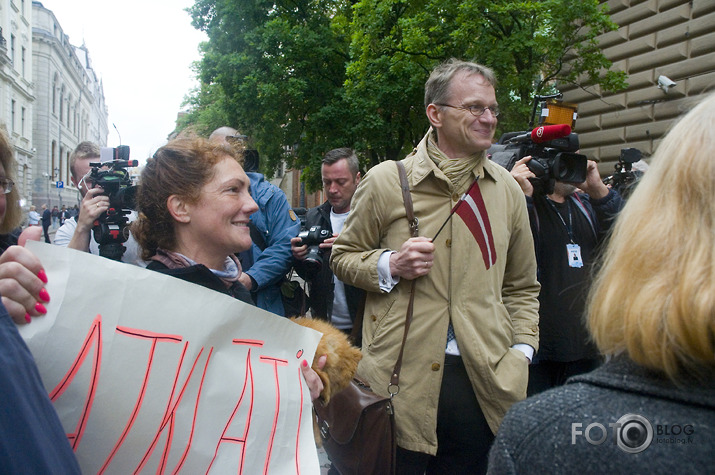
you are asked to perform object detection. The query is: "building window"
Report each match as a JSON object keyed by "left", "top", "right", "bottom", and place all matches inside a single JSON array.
[
  {"left": 10, "top": 35, "right": 15, "bottom": 66},
  {"left": 51, "top": 141, "right": 57, "bottom": 179},
  {"left": 10, "top": 100, "right": 15, "bottom": 134},
  {"left": 21, "top": 107, "right": 25, "bottom": 137},
  {"left": 23, "top": 164, "right": 28, "bottom": 198},
  {"left": 21, "top": 47, "right": 25, "bottom": 77},
  {"left": 58, "top": 147, "right": 64, "bottom": 181}
]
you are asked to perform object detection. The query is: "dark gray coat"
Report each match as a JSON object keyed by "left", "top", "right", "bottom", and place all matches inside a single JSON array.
[{"left": 488, "top": 356, "right": 715, "bottom": 474}]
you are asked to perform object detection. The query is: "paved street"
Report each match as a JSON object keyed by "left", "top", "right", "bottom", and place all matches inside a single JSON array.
[{"left": 317, "top": 447, "right": 331, "bottom": 474}]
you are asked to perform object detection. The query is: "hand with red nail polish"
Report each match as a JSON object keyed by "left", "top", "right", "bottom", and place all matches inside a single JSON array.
[
  {"left": 300, "top": 355, "right": 327, "bottom": 401},
  {"left": 38, "top": 288, "right": 50, "bottom": 303},
  {"left": 0, "top": 246, "right": 48, "bottom": 324}
]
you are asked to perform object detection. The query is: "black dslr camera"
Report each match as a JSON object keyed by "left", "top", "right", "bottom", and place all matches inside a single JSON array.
[
  {"left": 297, "top": 225, "right": 332, "bottom": 278},
  {"left": 89, "top": 145, "right": 138, "bottom": 261}
]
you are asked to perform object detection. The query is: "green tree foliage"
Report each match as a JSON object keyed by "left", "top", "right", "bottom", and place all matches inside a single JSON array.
[
  {"left": 183, "top": 0, "right": 627, "bottom": 190},
  {"left": 183, "top": 0, "right": 354, "bottom": 186}
]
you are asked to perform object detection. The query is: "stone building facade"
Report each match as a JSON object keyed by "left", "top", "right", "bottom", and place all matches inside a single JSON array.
[
  {"left": 31, "top": 1, "right": 107, "bottom": 209},
  {"left": 561, "top": 0, "right": 715, "bottom": 175},
  {"left": 0, "top": 0, "right": 35, "bottom": 208}
]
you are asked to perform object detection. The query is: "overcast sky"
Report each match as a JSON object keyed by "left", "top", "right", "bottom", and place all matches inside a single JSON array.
[{"left": 37, "top": 0, "right": 207, "bottom": 163}]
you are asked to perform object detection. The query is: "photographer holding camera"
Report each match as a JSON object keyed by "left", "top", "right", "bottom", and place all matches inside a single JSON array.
[
  {"left": 510, "top": 154, "right": 623, "bottom": 396},
  {"left": 290, "top": 148, "right": 364, "bottom": 335},
  {"left": 53, "top": 142, "right": 144, "bottom": 266}
]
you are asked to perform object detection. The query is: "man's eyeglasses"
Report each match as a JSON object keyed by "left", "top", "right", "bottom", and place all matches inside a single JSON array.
[
  {"left": 435, "top": 103, "right": 500, "bottom": 118},
  {"left": 0, "top": 178, "right": 14, "bottom": 194}
]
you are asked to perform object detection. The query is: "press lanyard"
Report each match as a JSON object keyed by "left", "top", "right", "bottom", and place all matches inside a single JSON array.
[
  {"left": 546, "top": 197, "right": 584, "bottom": 268},
  {"left": 546, "top": 197, "right": 575, "bottom": 244}
]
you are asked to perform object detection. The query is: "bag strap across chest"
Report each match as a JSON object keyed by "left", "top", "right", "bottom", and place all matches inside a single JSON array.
[{"left": 389, "top": 161, "right": 418, "bottom": 397}]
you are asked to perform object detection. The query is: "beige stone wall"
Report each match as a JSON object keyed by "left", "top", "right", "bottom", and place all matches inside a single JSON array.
[
  {"left": 32, "top": 3, "right": 108, "bottom": 208},
  {"left": 560, "top": 0, "right": 715, "bottom": 175}
]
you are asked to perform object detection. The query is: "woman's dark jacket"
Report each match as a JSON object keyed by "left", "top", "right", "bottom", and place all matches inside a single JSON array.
[
  {"left": 0, "top": 228, "right": 21, "bottom": 253},
  {"left": 147, "top": 260, "right": 253, "bottom": 304}
]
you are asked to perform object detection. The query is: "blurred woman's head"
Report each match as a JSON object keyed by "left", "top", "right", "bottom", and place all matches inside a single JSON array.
[
  {"left": 0, "top": 128, "right": 21, "bottom": 233},
  {"left": 588, "top": 91, "right": 715, "bottom": 381},
  {"left": 132, "top": 137, "right": 257, "bottom": 267}
]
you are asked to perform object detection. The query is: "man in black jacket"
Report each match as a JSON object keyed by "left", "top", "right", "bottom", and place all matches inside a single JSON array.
[
  {"left": 510, "top": 155, "right": 624, "bottom": 396},
  {"left": 41, "top": 204, "right": 51, "bottom": 243},
  {"left": 291, "top": 148, "right": 364, "bottom": 336}
]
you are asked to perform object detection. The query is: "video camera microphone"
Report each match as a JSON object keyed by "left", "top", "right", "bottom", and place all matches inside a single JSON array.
[
  {"left": 489, "top": 122, "right": 586, "bottom": 191},
  {"left": 507, "top": 124, "right": 572, "bottom": 144}
]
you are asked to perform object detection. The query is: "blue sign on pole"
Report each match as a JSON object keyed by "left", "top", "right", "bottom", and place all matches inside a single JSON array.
[{"left": 56, "top": 181, "right": 64, "bottom": 189}]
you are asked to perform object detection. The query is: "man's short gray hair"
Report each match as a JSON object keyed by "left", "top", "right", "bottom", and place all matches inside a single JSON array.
[
  {"left": 322, "top": 148, "right": 360, "bottom": 176},
  {"left": 424, "top": 59, "right": 497, "bottom": 108}
]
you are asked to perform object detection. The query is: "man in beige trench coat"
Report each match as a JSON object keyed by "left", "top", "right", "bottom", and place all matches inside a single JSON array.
[{"left": 330, "top": 59, "right": 540, "bottom": 474}]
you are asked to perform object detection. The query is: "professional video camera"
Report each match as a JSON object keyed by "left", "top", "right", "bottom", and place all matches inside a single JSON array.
[
  {"left": 297, "top": 225, "right": 332, "bottom": 278},
  {"left": 603, "top": 148, "right": 645, "bottom": 199},
  {"left": 89, "top": 145, "right": 138, "bottom": 261},
  {"left": 488, "top": 94, "right": 587, "bottom": 194},
  {"left": 489, "top": 124, "right": 587, "bottom": 193}
]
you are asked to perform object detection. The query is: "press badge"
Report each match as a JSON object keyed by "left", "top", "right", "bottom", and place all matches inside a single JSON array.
[{"left": 567, "top": 243, "right": 583, "bottom": 268}]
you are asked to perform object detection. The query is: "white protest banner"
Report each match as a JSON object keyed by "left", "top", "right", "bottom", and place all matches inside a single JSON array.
[{"left": 20, "top": 242, "right": 322, "bottom": 474}]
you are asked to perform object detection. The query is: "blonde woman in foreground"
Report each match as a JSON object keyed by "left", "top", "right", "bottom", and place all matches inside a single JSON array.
[{"left": 488, "top": 92, "right": 715, "bottom": 474}]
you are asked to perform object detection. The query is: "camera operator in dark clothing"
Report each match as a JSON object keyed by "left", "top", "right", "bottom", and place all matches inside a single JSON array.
[
  {"left": 511, "top": 155, "right": 624, "bottom": 396},
  {"left": 291, "top": 148, "right": 364, "bottom": 335}
]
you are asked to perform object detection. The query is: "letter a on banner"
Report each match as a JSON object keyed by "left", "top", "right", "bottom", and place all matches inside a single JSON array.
[{"left": 49, "top": 314, "right": 103, "bottom": 450}]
